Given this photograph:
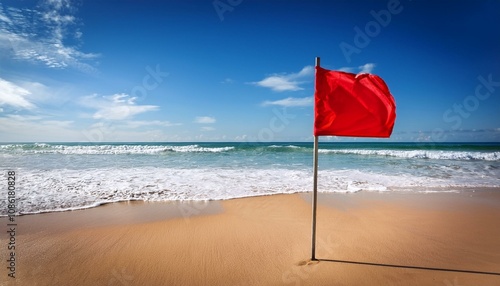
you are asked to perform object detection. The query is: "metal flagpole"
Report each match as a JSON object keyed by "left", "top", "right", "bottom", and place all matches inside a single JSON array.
[{"left": 311, "top": 56, "right": 320, "bottom": 261}]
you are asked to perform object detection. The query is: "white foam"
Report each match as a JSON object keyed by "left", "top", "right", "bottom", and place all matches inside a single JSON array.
[
  {"left": 163, "top": 145, "right": 235, "bottom": 153},
  {"left": 0, "top": 144, "right": 234, "bottom": 155},
  {"left": 1, "top": 166, "right": 498, "bottom": 216},
  {"left": 319, "top": 149, "right": 500, "bottom": 161},
  {"left": 268, "top": 145, "right": 303, "bottom": 149}
]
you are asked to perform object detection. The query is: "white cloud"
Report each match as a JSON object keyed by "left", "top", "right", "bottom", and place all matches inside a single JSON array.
[
  {"left": 0, "top": 78, "right": 36, "bottom": 109},
  {"left": 16, "top": 80, "right": 66, "bottom": 105},
  {"left": 252, "top": 65, "right": 314, "bottom": 92},
  {"left": 201, "top": 126, "right": 215, "bottom": 131},
  {"left": 0, "top": 78, "right": 72, "bottom": 112},
  {"left": 194, "top": 116, "right": 216, "bottom": 124},
  {"left": 0, "top": 0, "right": 98, "bottom": 72},
  {"left": 262, "top": 96, "right": 313, "bottom": 107},
  {"left": 0, "top": 115, "right": 175, "bottom": 142},
  {"left": 0, "top": 115, "right": 81, "bottom": 142},
  {"left": 234, "top": 134, "right": 248, "bottom": 141},
  {"left": 295, "top": 66, "right": 314, "bottom": 77},
  {"left": 5, "top": 114, "right": 44, "bottom": 121},
  {"left": 359, "top": 63, "right": 375, "bottom": 74},
  {"left": 41, "top": 120, "right": 73, "bottom": 127},
  {"left": 46, "top": 0, "right": 72, "bottom": 10},
  {"left": 338, "top": 67, "right": 355, "bottom": 72},
  {"left": 338, "top": 63, "right": 376, "bottom": 74},
  {"left": 80, "top": 93, "right": 159, "bottom": 120},
  {"left": 125, "top": 120, "right": 181, "bottom": 128},
  {"left": 255, "top": 77, "right": 300, "bottom": 92},
  {"left": 82, "top": 123, "right": 199, "bottom": 142},
  {"left": 0, "top": 11, "right": 11, "bottom": 24},
  {"left": 221, "top": 78, "right": 234, "bottom": 84}
]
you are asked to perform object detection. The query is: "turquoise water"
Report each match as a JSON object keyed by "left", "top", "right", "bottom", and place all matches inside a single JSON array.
[{"left": 1, "top": 142, "right": 499, "bottom": 215}]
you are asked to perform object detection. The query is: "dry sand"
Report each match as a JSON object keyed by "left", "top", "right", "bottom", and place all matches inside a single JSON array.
[{"left": 3, "top": 190, "right": 500, "bottom": 285}]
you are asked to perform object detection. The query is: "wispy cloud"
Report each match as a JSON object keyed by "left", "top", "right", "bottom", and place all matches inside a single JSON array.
[
  {"left": 194, "top": 116, "right": 216, "bottom": 124},
  {"left": 221, "top": 78, "right": 234, "bottom": 84},
  {"left": 125, "top": 120, "right": 181, "bottom": 128},
  {"left": 0, "top": 0, "right": 98, "bottom": 72},
  {"left": 80, "top": 93, "right": 159, "bottom": 120},
  {"left": 0, "top": 114, "right": 80, "bottom": 142},
  {"left": 201, "top": 126, "right": 215, "bottom": 131},
  {"left": 338, "top": 63, "right": 376, "bottom": 74},
  {"left": 262, "top": 96, "right": 313, "bottom": 107},
  {"left": 4, "top": 114, "right": 44, "bottom": 121},
  {"left": 40, "top": 119, "right": 73, "bottom": 128},
  {"left": 80, "top": 121, "right": 184, "bottom": 142},
  {"left": 0, "top": 78, "right": 36, "bottom": 109},
  {"left": 338, "top": 67, "right": 355, "bottom": 73},
  {"left": 252, "top": 66, "right": 314, "bottom": 92},
  {"left": 359, "top": 63, "right": 375, "bottom": 74}
]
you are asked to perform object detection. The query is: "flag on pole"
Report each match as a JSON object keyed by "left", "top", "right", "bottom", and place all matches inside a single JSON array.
[{"left": 314, "top": 66, "right": 396, "bottom": 137}]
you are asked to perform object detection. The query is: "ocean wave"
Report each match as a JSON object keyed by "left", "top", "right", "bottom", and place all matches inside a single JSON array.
[
  {"left": 4, "top": 143, "right": 498, "bottom": 160},
  {"left": 0, "top": 144, "right": 235, "bottom": 155},
  {"left": 319, "top": 149, "right": 500, "bottom": 161},
  {"left": 268, "top": 145, "right": 302, "bottom": 148},
  {"left": 1, "top": 167, "right": 498, "bottom": 216},
  {"left": 266, "top": 145, "right": 306, "bottom": 152},
  {"left": 162, "top": 145, "right": 235, "bottom": 153}
]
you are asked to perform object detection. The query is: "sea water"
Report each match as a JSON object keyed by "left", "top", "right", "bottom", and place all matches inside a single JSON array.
[{"left": 1, "top": 142, "right": 499, "bottom": 215}]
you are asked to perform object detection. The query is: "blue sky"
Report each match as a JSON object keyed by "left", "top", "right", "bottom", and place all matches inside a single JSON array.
[{"left": 0, "top": 0, "right": 499, "bottom": 142}]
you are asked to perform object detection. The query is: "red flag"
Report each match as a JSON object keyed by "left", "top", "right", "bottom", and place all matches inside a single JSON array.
[{"left": 314, "top": 66, "right": 396, "bottom": 137}]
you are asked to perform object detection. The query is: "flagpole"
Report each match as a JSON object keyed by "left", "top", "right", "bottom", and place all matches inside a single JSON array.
[{"left": 311, "top": 56, "right": 320, "bottom": 261}]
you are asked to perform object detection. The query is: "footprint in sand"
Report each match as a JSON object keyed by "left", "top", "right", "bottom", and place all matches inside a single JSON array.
[{"left": 297, "top": 260, "right": 320, "bottom": 266}]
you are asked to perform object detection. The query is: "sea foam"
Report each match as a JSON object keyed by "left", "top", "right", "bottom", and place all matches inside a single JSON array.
[
  {"left": 1, "top": 167, "right": 497, "bottom": 216},
  {"left": 319, "top": 149, "right": 500, "bottom": 161}
]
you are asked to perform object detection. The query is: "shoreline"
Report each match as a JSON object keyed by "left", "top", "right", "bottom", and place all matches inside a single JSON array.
[
  {"left": 4, "top": 191, "right": 500, "bottom": 285},
  {"left": 6, "top": 186, "right": 500, "bottom": 218}
]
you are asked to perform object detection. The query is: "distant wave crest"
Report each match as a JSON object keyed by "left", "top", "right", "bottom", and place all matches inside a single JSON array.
[
  {"left": 0, "top": 144, "right": 235, "bottom": 155},
  {"left": 319, "top": 149, "right": 500, "bottom": 161}
]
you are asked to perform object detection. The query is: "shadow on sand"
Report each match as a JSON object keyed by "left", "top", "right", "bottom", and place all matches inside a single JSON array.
[{"left": 317, "top": 258, "right": 500, "bottom": 276}]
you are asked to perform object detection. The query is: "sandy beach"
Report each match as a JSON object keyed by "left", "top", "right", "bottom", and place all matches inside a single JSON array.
[{"left": 4, "top": 190, "right": 500, "bottom": 285}]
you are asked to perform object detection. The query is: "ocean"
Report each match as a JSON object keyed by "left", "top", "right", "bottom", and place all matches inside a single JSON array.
[{"left": 1, "top": 142, "right": 499, "bottom": 215}]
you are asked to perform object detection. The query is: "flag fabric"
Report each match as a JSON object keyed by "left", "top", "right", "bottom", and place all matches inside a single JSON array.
[{"left": 314, "top": 66, "right": 396, "bottom": 138}]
